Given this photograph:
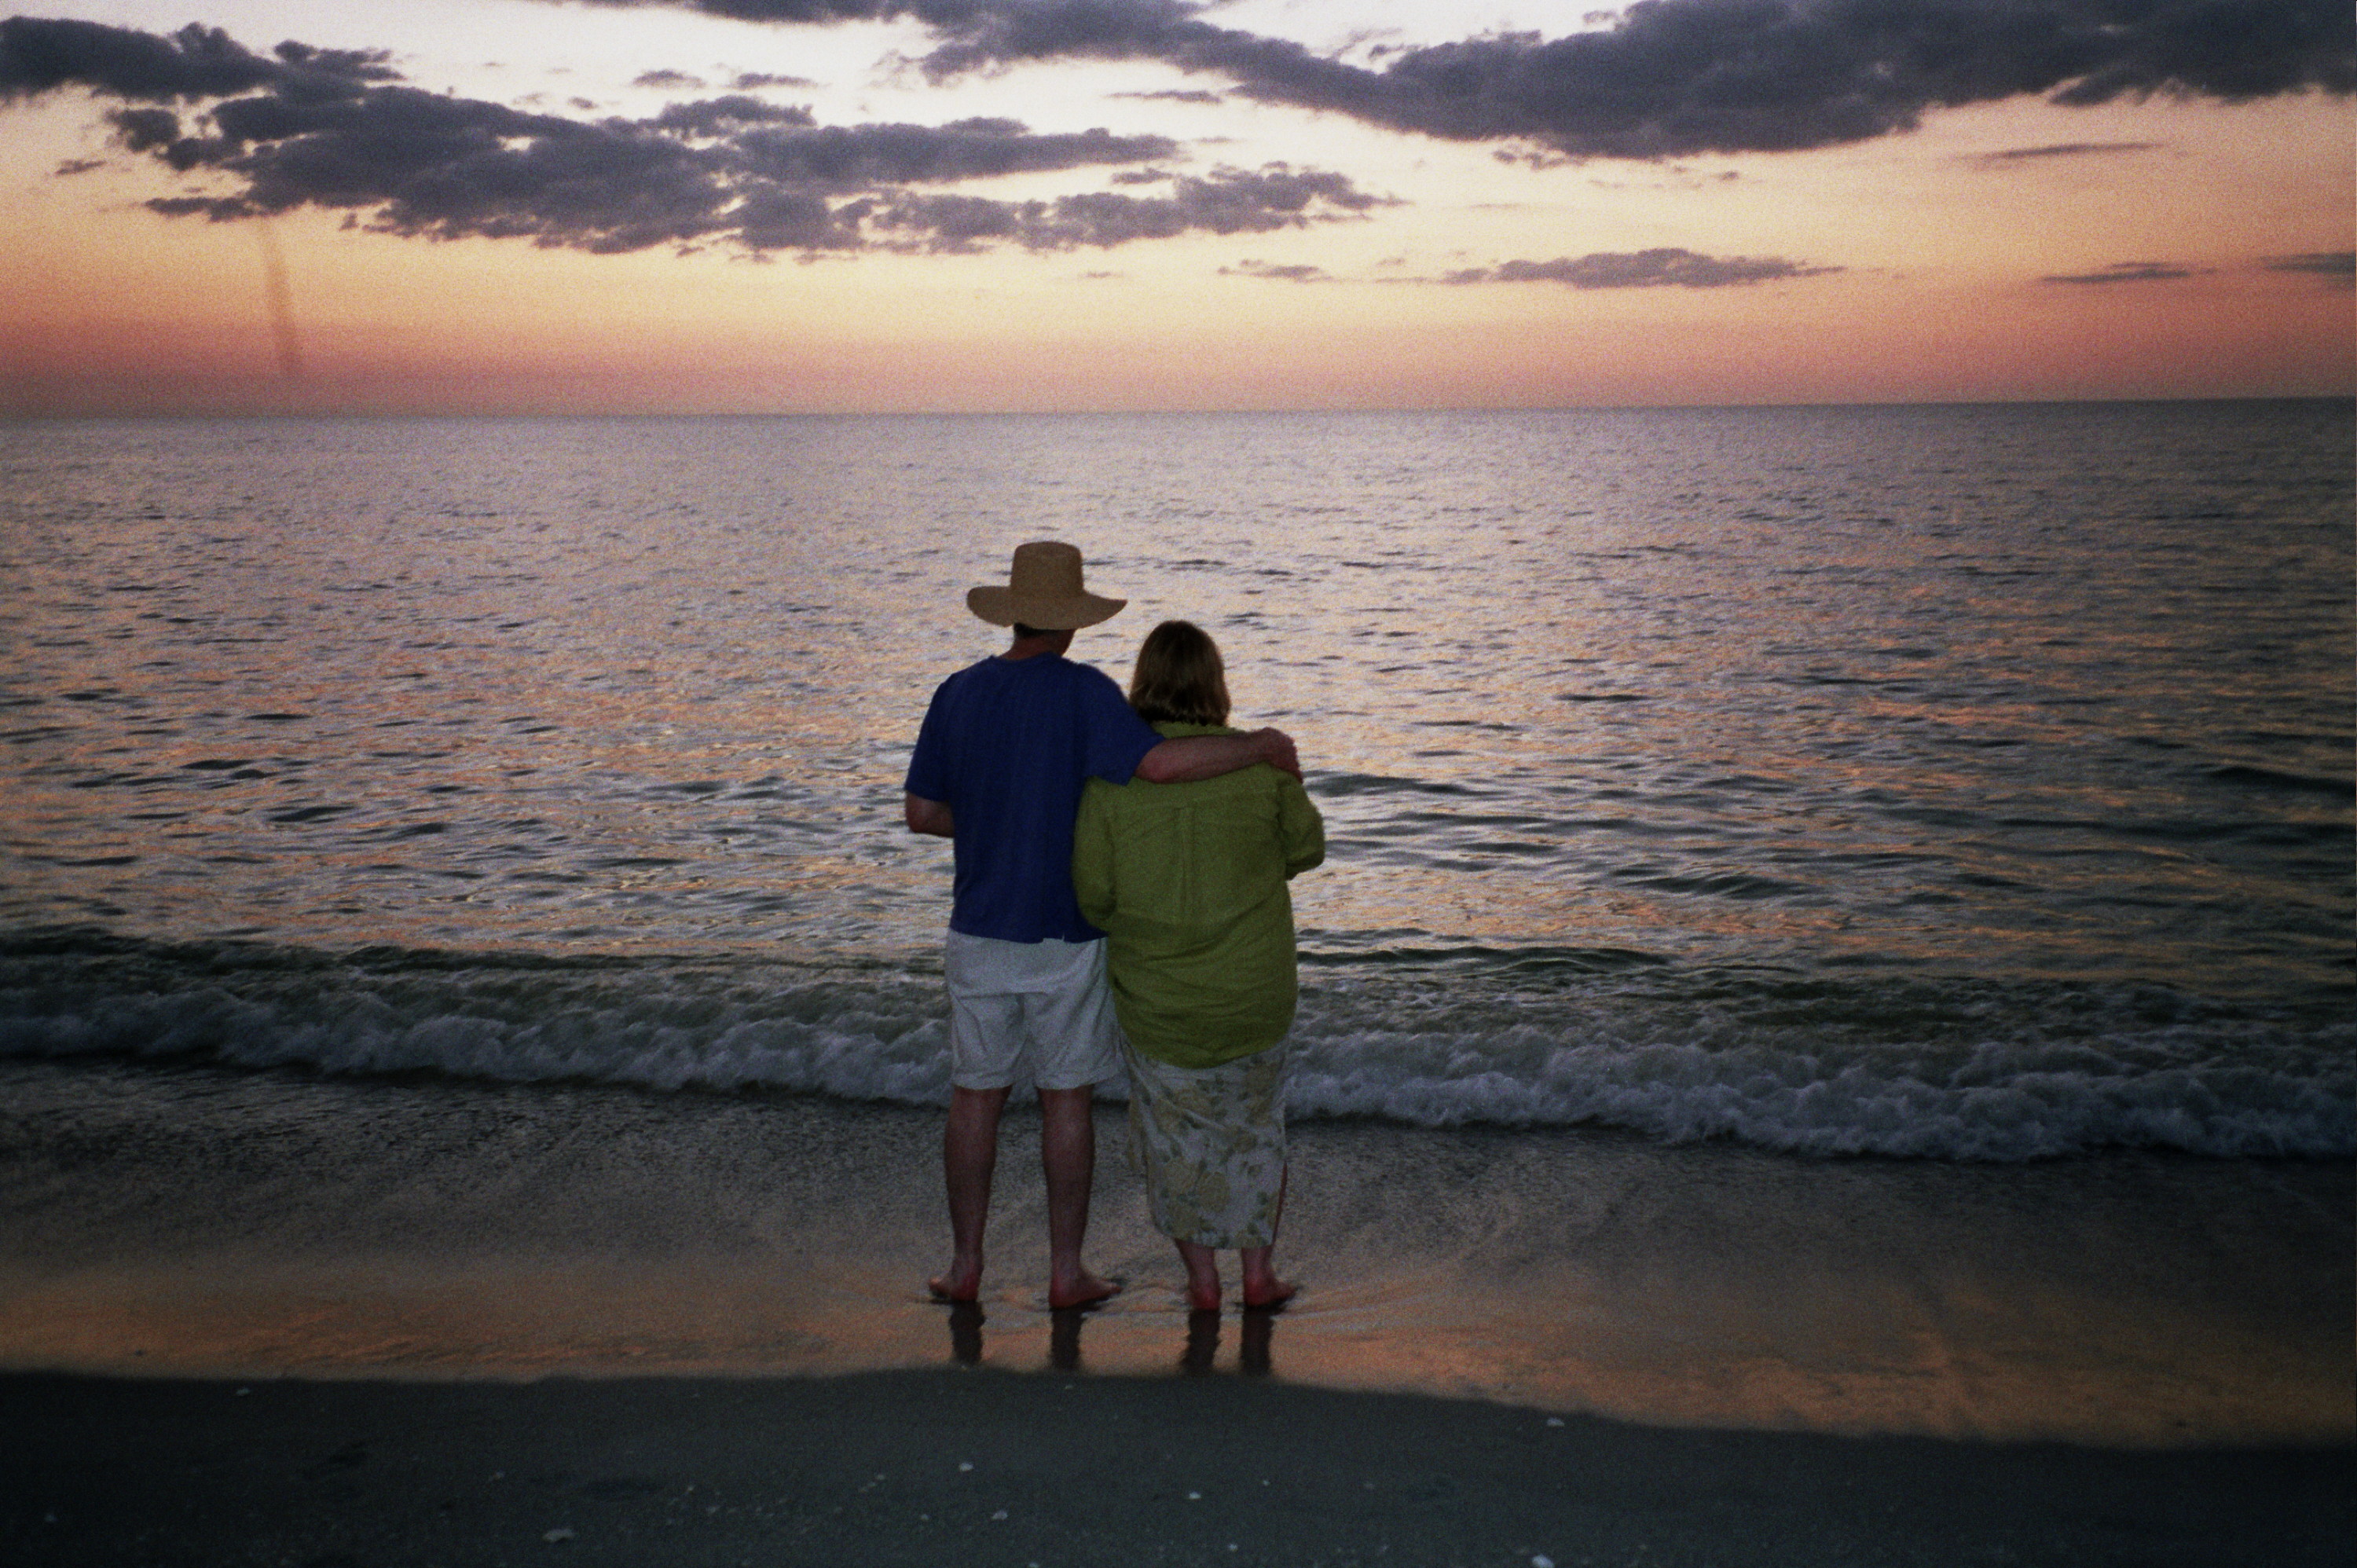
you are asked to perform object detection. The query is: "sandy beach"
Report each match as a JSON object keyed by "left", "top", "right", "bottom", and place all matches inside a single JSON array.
[
  {"left": 4, "top": 1365, "right": 2350, "bottom": 1568},
  {"left": 1, "top": 1056, "right": 2349, "bottom": 1563},
  {"left": 5, "top": 1060, "right": 2350, "bottom": 1438}
]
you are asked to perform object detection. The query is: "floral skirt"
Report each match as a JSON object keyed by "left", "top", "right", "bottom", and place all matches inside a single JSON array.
[{"left": 1122, "top": 1037, "right": 1288, "bottom": 1249}]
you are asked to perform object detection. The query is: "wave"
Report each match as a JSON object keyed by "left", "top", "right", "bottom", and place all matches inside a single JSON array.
[{"left": 2, "top": 929, "right": 2348, "bottom": 1162}]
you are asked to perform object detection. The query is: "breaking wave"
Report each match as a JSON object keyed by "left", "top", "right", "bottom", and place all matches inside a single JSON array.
[{"left": 2, "top": 929, "right": 2347, "bottom": 1162}]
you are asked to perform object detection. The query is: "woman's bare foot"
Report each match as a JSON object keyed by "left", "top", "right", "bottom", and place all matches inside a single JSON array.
[
  {"left": 1174, "top": 1239, "right": 1222, "bottom": 1313},
  {"left": 1239, "top": 1243, "right": 1294, "bottom": 1310},
  {"left": 1047, "top": 1269, "right": 1120, "bottom": 1310}
]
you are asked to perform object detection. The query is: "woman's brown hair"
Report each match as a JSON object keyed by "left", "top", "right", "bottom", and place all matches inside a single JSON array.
[{"left": 1128, "top": 619, "right": 1231, "bottom": 727}]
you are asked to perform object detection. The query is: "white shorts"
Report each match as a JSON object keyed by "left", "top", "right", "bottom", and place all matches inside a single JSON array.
[{"left": 944, "top": 931, "right": 1121, "bottom": 1092}]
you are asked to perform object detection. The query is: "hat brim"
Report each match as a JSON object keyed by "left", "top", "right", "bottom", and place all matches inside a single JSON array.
[{"left": 967, "top": 587, "right": 1127, "bottom": 630}]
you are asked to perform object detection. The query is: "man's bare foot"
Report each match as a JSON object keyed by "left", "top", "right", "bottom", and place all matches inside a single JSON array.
[
  {"left": 1186, "top": 1278, "right": 1222, "bottom": 1313},
  {"left": 1241, "top": 1278, "right": 1297, "bottom": 1311},
  {"left": 1047, "top": 1270, "right": 1120, "bottom": 1310},
  {"left": 929, "top": 1261, "right": 982, "bottom": 1302}
]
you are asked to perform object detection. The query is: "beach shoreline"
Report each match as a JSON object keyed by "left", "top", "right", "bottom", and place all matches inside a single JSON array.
[{"left": 4, "top": 1057, "right": 2348, "bottom": 1447}]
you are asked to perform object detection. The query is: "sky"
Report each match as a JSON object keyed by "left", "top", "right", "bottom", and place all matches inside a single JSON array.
[{"left": 1, "top": 0, "right": 2350, "bottom": 414}]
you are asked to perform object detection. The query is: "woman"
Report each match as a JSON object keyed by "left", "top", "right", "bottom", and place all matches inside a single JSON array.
[{"left": 1072, "top": 620, "right": 1325, "bottom": 1313}]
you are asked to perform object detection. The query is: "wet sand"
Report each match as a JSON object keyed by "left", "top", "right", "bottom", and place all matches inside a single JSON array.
[
  {"left": 2, "top": 1057, "right": 2350, "bottom": 1562},
  {"left": 3, "top": 1058, "right": 2346, "bottom": 1449}
]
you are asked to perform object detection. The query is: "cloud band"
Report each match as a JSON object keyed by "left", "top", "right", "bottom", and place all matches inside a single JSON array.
[{"left": 0, "top": 16, "right": 1384, "bottom": 256}]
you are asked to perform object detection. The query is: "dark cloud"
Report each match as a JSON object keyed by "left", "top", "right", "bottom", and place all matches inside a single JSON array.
[
  {"left": 860, "top": 163, "right": 1384, "bottom": 252},
  {"left": 2261, "top": 249, "right": 2355, "bottom": 281},
  {"left": 1109, "top": 88, "right": 1222, "bottom": 104},
  {"left": 566, "top": 0, "right": 2355, "bottom": 157},
  {"left": 1442, "top": 248, "right": 1839, "bottom": 288},
  {"left": 2, "top": 16, "right": 1380, "bottom": 258},
  {"left": 0, "top": 16, "right": 394, "bottom": 101},
  {"left": 731, "top": 70, "right": 819, "bottom": 88},
  {"left": 632, "top": 68, "right": 708, "bottom": 89},
  {"left": 582, "top": 1, "right": 903, "bottom": 17},
  {"left": 648, "top": 93, "right": 817, "bottom": 134},
  {"left": 1494, "top": 146, "right": 1578, "bottom": 171},
  {"left": 730, "top": 116, "right": 1177, "bottom": 189},
  {"left": 1977, "top": 140, "right": 2161, "bottom": 160},
  {"left": 1577, "top": 164, "right": 1744, "bottom": 189},
  {"left": 1221, "top": 258, "right": 1330, "bottom": 281},
  {"left": 52, "top": 155, "right": 104, "bottom": 174},
  {"left": 2040, "top": 261, "right": 2196, "bottom": 283}
]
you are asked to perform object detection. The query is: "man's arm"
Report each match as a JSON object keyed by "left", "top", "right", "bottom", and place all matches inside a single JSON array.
[
  {"left": 904, "top": 793, "right": 955, "bottom": 837},
  {"left": 1071, "top": 785, "right": 1116, "bottom": 930},
  {"left": 1135, "top": 727, "right": 1300, "bottom": 784}
]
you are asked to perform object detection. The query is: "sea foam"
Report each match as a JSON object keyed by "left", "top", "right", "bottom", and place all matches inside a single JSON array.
[{"left": 3, "top": 936, "right": 2346, "bottom": 1161}]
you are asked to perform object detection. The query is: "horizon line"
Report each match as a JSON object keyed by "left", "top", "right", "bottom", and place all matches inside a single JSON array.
[{"left": 5, "top": 393, "right": 2352, "bottom": 422}]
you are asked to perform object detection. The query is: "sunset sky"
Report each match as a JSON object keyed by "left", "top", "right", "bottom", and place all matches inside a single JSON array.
[{"left": 2, "top": 0, "right": 2350, "bottom": 414}]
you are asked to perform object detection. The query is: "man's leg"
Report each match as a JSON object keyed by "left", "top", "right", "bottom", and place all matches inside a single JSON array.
[
  {"left": 1038, "top": 1085, "right": 1117, "bottom": 1309},
  {"left": 932, "top": 1084, "right": 1010, "bottom": 1302}
]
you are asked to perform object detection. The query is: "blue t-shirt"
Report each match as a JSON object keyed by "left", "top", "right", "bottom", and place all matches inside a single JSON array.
[{"left": 904, "top": 653, "right": 1163, "bottom": 943}]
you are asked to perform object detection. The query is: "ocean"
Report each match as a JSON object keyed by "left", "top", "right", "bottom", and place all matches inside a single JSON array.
[
  {"left": 5, "top": 401, "right": 2348, "bottom": 1156},
  {"left": 1, "top": 402, "right": 2350, "bottom": 1436}
]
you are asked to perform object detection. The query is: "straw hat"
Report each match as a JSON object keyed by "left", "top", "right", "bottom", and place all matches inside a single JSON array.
[{"left": 966, "top": 541, "right": 1127, "bottom": 630}]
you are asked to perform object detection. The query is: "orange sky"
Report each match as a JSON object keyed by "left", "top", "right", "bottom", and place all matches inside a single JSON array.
[{"left": 1, "top": 1, "right": 2348, "bottom": 414}]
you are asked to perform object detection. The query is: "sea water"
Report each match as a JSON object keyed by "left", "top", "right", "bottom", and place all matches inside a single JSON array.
[{"left": 2, "top": 402, "right": 2350, "bottom": 1161}]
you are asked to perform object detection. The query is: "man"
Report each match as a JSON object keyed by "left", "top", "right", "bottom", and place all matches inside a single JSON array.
[{"left": 904, "top": 541, "right": 1299, "bottom": 1308}]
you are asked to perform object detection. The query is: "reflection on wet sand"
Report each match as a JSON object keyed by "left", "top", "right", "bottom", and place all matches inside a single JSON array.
[
  {"left": 1050, "top": 1308, "right": 1083, "bottom": 1373},
  {"left": 4, "top": 1216, "right": 2344, "bottom": 1446},
  {"left": 1181, "top": 1310, "right": 1217, "bottom": 1375},
  {"left": 947, "top": 1301, "right": 984, "bottom": 1367},
  {"left": 1190, "top": 1308, "right": 1277, "bottom": 1378},
  {"left": 2, "top": 1064, "right": 2344, "bottom": 1446},
  {"left": 948, "top": 1301, "right": 1281, "bottom": 1379}
]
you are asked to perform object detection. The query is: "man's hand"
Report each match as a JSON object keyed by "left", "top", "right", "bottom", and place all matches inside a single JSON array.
[
  {"left": 1247, "top": 727, "right": 1301, "bottom": 780},
  {"left": 905, "top": 794, "right": 955, "bottom": 837}
]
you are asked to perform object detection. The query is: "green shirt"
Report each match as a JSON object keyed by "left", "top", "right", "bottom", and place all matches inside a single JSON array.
[{"left": 1072, "top": 722, "right": 1325, "bottom": 1069}]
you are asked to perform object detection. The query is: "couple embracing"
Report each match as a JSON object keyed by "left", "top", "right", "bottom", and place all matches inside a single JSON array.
[{"left": 904, "top": 542, "right": 1325, "bottom": 1314}]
